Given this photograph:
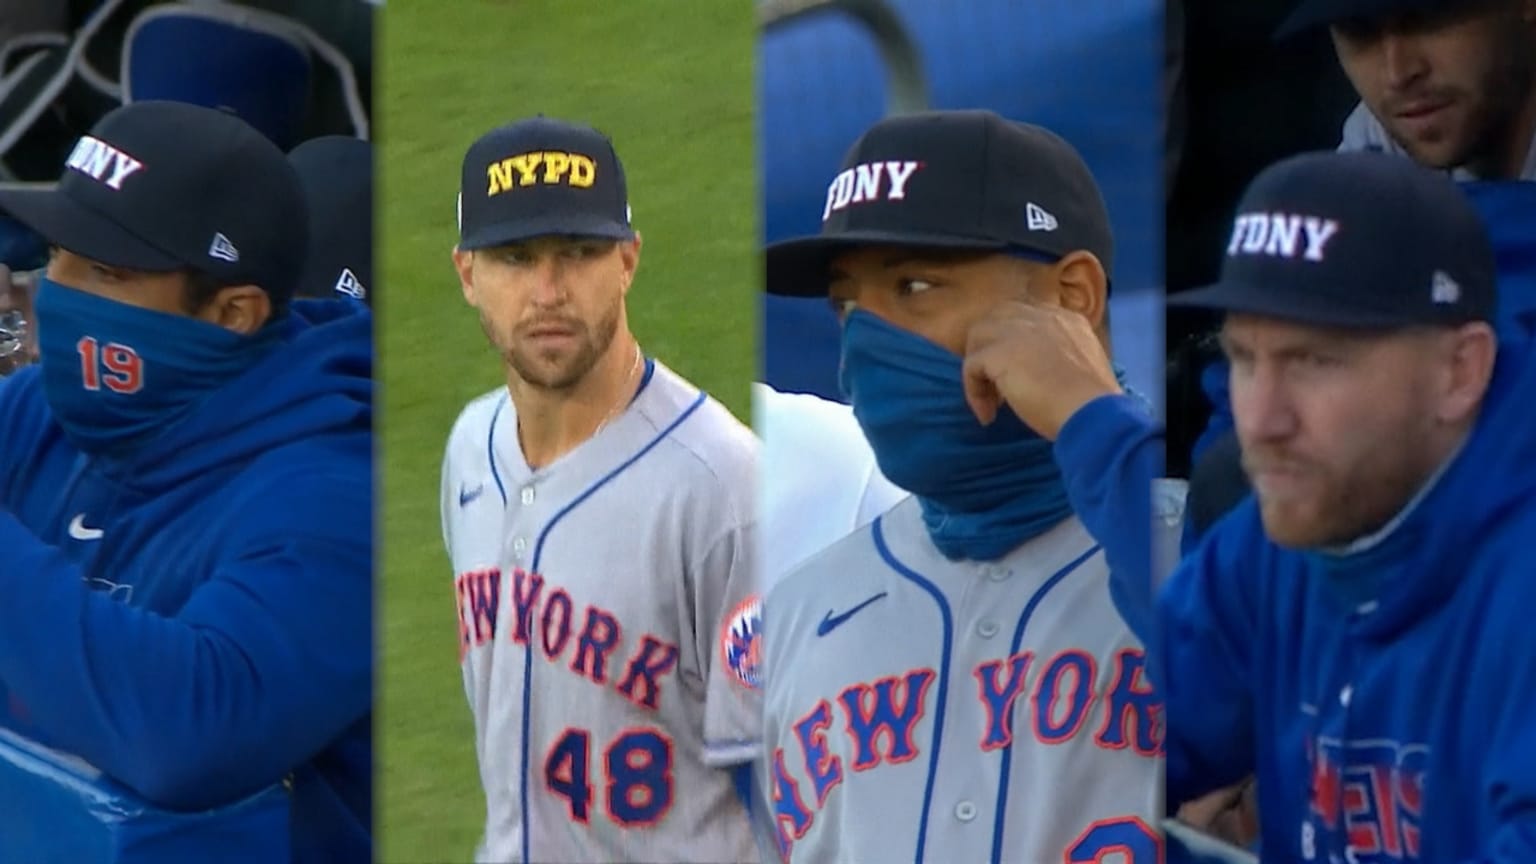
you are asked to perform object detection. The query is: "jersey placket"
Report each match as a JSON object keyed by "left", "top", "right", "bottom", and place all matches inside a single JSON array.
[{"left": 920, "top": 560, "right": 1012, "bottom": 862}]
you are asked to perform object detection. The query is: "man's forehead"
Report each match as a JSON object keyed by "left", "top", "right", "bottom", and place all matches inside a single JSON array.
[{"left": 1220, "top": 314, "right": 1399, "bottom": 346}]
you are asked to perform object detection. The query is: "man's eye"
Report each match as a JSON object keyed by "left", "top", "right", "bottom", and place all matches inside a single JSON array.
[{"left": 897, "top": 278, "right": 936, "bottom": 296}]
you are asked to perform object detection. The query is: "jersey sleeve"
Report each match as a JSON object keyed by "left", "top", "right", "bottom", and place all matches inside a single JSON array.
[
  {"left": 441, "top": 430, "right": 457, "bottom": 557},
  {"left": 692, "top": 513, "right": 763, "bottom": 768},
  {"left": 440, "top": 419, "right": 484, "bottom": 722}
]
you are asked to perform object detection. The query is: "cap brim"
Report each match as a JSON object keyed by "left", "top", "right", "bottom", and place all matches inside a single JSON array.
[
  {"left": 0, "top": 183, "right": 182, "bottom": 271},
  {"left": 764, "top": 230, "right": 1009, "bottom": 297},
  {"left": 1169, "top": 280, "right": 1412, "bottom": 329},
  {"left": 459, "top": 214, "right": 635, "bottom": 251},
  {"left": 1274, "top": 0, "right": 1446, "bottom": 40}
]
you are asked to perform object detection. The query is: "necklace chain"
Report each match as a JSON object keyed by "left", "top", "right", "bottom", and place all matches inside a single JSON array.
[{"left": 594, "top": 345, "right": 642, "bottom": 437}]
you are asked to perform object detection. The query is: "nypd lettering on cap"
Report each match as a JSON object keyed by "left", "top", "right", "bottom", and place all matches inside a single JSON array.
[
  {"left": 1226, "top": 212, "right": 1340, "bottom": 262},
  {"left": 822, "top": 160, "right": 922, "bottom": 221},
  {"left": 65, "top": 136, "right": 145, "bottom": 191},
  {"left": 486, "top": 150, "right": 597, "bottom": 197}
]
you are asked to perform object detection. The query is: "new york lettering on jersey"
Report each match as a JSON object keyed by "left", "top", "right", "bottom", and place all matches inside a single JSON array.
[
  {"left": 442, "top": 362, "right": 761, "bottom": 864},
  {"left": 762, "top": 501, "right": 1162, "bottom": 864}
]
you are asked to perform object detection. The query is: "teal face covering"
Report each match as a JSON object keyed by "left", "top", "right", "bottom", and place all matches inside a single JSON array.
[
  {"left": 838, "top": 309, "right": 1075, "bottom": 561},
  {"left": 35, "top": 276, "right": 279, "bottom": 454}
]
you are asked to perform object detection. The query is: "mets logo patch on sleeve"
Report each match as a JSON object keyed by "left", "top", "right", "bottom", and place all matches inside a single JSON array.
[{"left": 720, "top": 595, "right": 763, "bottom": 690}]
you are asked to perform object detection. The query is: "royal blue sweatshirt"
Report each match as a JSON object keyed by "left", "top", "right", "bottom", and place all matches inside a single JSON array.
[
  {"left": 1064, "top": 335, "right": 1536, "bottom": 861},
  {"left": 0, "top": 299, "right": 373, "bottom": 864}
]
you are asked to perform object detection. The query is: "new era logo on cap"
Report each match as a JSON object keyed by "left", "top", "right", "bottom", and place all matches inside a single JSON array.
[
  {"left": 1431, "top": 270, "right": 1460, "bottom": 305},
  {"left": 1026, "top": 202, "right": 1057, "bottom": 232},
  {"left": 334, "top": 267, "right": 366, "bottom": 300},
  {"left": 821, "top": 160, "right": 922, "bottom": 221},
  {"left": 208, "top": 232, "right": 240, "bottom": 263},
  {"left": 65, "top": 136, "right": 145, "bottom": 191}
]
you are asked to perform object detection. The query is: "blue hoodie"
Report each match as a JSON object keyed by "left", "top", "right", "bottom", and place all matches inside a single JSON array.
[
  {"left": 1151, "top": 334, "right": 1536, "bottom": 861},
  {"left": 0, "top": 299, "right": 373, "bottom": 864}
]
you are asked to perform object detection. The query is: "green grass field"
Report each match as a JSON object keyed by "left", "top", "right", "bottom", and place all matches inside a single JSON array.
[{"left": 377, "top": 3, "right": 758, "bottom": 860}]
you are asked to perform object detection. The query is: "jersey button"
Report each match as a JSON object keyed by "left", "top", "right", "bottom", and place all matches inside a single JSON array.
[
  {"left": 513, "top": 537, "right": 527, "bottom": 554},
  {"left": 1339, "top": 684, "right": 1352, "bottom": 707},
  {"left": 977, "top": 620, "right": 999, "bottom": 638},
  {"left": 954, "top": 800, "right": 977, "bottom": 822},
  {"left": 520, "top": 486, "right": 536, "bottom": 505}
]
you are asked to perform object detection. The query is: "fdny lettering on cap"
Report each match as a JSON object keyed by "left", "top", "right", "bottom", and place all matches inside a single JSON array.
[
  {"left": 822, "top": 160, "right": 922, "bottom": 221},
  {"left": 487, "top": 150, "right": 597, "bottom": 196},
  {"left": 65, "top": 136, "right": 145, "bottom": 191},
  {"left": 1226, "top": 212, "right": 1340, "bottom": 262}
]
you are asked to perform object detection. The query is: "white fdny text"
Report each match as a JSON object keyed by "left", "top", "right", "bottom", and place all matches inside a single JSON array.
[
  {"left": 1226, "top": 212, "right": 1340, "bottom": 262},
  {"left": 823, "top": 160, "right": 922, "bottom": 220}
]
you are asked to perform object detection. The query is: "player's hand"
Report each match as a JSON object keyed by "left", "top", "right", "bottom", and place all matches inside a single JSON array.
[
  {"left": 1175, "top": 777, "right": 1260, "bottom": 848},
  {"left": 960, "top": 300, "right": 1120, "bottom": 441},
  {"left": 0, "top": 266, "right": 38, "bottom": 376}
]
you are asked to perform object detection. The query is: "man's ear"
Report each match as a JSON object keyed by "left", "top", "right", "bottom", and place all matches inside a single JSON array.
[
  {"left": 618, "top": 233, "right": 642, "bottom": 295},
  {"left": 1432, "top": 321, "right": 1497, "bottom": 426},
  {"left": 201, "top": 284, "right": 272, "bottom": 334},
  {"left": 1050, "top": 250, "right": 1109, "bottom": 330},
  {"left": 453, "top": 246, "right": 476, "bottom": 306}
]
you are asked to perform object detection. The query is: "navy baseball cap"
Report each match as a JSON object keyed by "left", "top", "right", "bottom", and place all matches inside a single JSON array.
[
  {"left": 457, "top": 116, "right": 634, "bottom": 251},
  {"left": 290, "top": 135, "right": 372, "bottom": 305},
  {"left": 765, "top": 109, "right": 1115, "bottom": 297},
  {"left": 1171, "top": 150, "right": 1496, "bottom": 328},
  {"left": 0, "top": 100, "right": 307, "bottom": 304},
  {"left": 1276, "top": 0, "right": 1476, "bottom": 38}
]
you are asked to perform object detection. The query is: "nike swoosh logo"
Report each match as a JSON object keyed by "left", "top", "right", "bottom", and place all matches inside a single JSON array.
[
  {"left": 816, "top": 592, "right": 888, "bottom": 637},
  {"left": 459, "top": 484, "right": 484, "bottom": 507},
  {"left": 68, "top": 514, "right": 104, "bottom": 541}
]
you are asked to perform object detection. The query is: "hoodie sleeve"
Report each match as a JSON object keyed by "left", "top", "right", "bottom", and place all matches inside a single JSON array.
[
  {"left": 1056, "top": 392, "right": 1262, "bottom": 809},
  {"left": 1055, "top": 392, "right": 1165, "bottom": 644},
  {"left": 0, "top": 368, "right": 47, "bottom": 511},
  {"left": 0, "top": 447, "right": 372, "bottom": 810},
  {"left": 1156, "top": 506, "right": 1261, "bottom": 810},
  {"left": 1464, "top": 519, "right": 1536, "bottom": 861}
]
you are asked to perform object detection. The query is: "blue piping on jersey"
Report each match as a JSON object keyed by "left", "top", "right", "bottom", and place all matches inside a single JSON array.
[
  {"left": 486, "top": 393, "right": 509, "bottom": 507},
  {"left": 989, "top": 542, "right": 1102, "bottom": 864},
  {"left": 872, "top": 516, "right": 953, "bottom": 864},
  {"left": 519, "top": 385, "right": 706, "bottom": 864},
  {"left": 487, "top": 358, "right": 655, "bottom": 511},
  {"left": 731, "top": 762, "right": 754, "bottom": 817}
]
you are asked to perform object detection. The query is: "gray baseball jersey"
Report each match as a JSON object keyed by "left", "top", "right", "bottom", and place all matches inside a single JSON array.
[
  {"left": 760, "top": 498, "right": 1164, "bottom": 864},
  {"left": 442, "top": 359, "right": 762, "bottom": 864}
]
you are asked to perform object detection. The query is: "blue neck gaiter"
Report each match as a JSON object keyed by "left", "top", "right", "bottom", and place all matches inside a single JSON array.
[
  {"left": 838, "top": 309, "right": 1075, "bottom": 561},
  {"left": 35, "top": 276, "right": 280, "bottom": 455}
]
